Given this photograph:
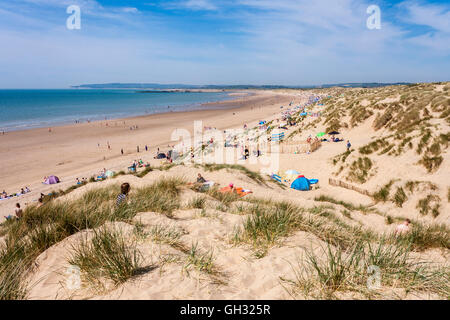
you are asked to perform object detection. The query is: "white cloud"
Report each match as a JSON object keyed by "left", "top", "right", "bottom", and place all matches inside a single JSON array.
[
  {"left": 398, "top": 0, "right": 450, "bottom": 33},
  {"left": 121, "top": 7, "right": 139, "bottom": 14},
  {"left": 183, "top": 0, "right": 218, "bottom": 11},
  {"left": 396, "top": 1, "right": 450, "bottom": 53},
  {"left": 162, "top": 0, "right": 218, "bottom": 11}
]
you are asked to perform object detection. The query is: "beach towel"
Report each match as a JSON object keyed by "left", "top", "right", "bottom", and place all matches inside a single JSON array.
[
  {"left": 219, "top": 186, "right": 252, "bottom": 198},
  {"left": 219, "top": 186, "right": 233, "bottom": 193},
  {"left": 235, "top": 187, "right": 253, "bottom": 197}
]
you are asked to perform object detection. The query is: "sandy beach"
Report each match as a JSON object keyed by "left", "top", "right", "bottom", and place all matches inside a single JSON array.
[
  {"left": 0, "top": 83, "right": 448, "bottom": 300},
  {"left": 0, "top": 90, "right": 298, "bottom": 217}
]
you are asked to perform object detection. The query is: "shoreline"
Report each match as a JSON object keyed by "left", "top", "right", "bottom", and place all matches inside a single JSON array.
[
  {"left": 0, "top": 89, "right": 242, "bottom": 133},
  {"left": 0, "top": 90, "right": 298, "bottom": 213}
]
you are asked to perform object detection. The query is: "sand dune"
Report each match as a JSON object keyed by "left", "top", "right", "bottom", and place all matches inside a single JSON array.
[{"left": 1, "top": 83, "right": 449, "bottom": 300}]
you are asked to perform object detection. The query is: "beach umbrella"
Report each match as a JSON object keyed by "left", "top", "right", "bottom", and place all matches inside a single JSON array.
[
  {"left": 316, "top": 132, "right": 325, "bottom": 137},
  {"left": 328, "top": 131, "right": 340, "bottom": 135}
]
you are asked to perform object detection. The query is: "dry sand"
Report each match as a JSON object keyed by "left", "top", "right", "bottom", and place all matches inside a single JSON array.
[{"left": 1, "top": 84, "right": 448, "bottom": 300}]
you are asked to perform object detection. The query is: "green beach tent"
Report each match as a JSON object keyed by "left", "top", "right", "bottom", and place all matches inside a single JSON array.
[
  {"left": 105, "top": 170, "right": 115, "bottom": 178},
  {"left": 316, "top": 132, "right": 325, "bottom": 137}
]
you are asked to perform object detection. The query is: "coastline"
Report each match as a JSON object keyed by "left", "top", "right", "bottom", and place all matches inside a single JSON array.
[
  {"left": 0, "top": 89, "right": 298, "bottom": 212},
  {"left": 0, "top": 89, "right": 239, "bottom": 133}
]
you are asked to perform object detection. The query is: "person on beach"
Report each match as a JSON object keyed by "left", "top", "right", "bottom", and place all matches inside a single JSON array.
[
  {"left": 394, "top": 219, "right": 411, "bottom": 236},
  {"left": 145, "top": 145, "right": 148, "bottom": 152},
  {"left": 15, "top": 203, "right": 23, "bottom": 219},
  {"left": 197, "top": 173, "right": 206, "bottom": 183},
  {"left": 121, "top": 148, "right": 124, "bottom": 155},
  {"left": 116, "top": 183, "right": 130, "bottom": 206},
  {"left": 347, "top": 140, "right": 351, "bottom": 151},
  {"left": 137, "top": 146, "right": 140, "bottom": 153}
]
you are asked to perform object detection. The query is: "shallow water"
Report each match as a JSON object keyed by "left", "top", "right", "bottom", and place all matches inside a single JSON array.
[{"left": 0, "top": 89, "right": 231, "bottom": 131}]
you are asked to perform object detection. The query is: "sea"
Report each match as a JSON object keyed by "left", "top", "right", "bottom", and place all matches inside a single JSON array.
[{"left": 0, "top": 89, "right": 233, "bottom": 132}]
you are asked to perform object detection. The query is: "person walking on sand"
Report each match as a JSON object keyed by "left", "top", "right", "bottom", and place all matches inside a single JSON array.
[
  {"left": 145, "top": 145, "right": 148, "bottom": 152},
  {"left": 121, "top": 148, "right": 124, "bottom": 155},
  {"left": 347, "top": 140, "right": 351, "bottom": 151},
  {"left": 137, "top": 146, "right": 140, "bottom": 153}
]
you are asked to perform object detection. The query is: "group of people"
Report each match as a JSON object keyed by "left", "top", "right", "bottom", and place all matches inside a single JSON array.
[
  {"left": 131, "top": 159, "right": 146, "bottom": 169},
  {"left": 1, "top": 187, "right": 31, "bottom": 200},
  {"left": 306, "top": 136, "right": 320, "bottom": 144}
]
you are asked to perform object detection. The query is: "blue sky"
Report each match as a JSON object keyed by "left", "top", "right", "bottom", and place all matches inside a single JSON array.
[{"left": 0, "top": 0, "right": 449, "bottom": 88}]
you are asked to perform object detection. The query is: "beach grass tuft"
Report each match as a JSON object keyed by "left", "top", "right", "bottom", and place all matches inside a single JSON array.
[
  {"left": 68, "top": 227, "right": 146, "bottom": 286},
  {"left": 282, "top": 239, "right": 449, "bottom": 299}
]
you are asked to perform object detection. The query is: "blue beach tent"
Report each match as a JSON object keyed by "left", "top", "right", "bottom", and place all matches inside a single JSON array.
[{"left": 291, "top": 176, "right": 310, "bottom": 191}]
